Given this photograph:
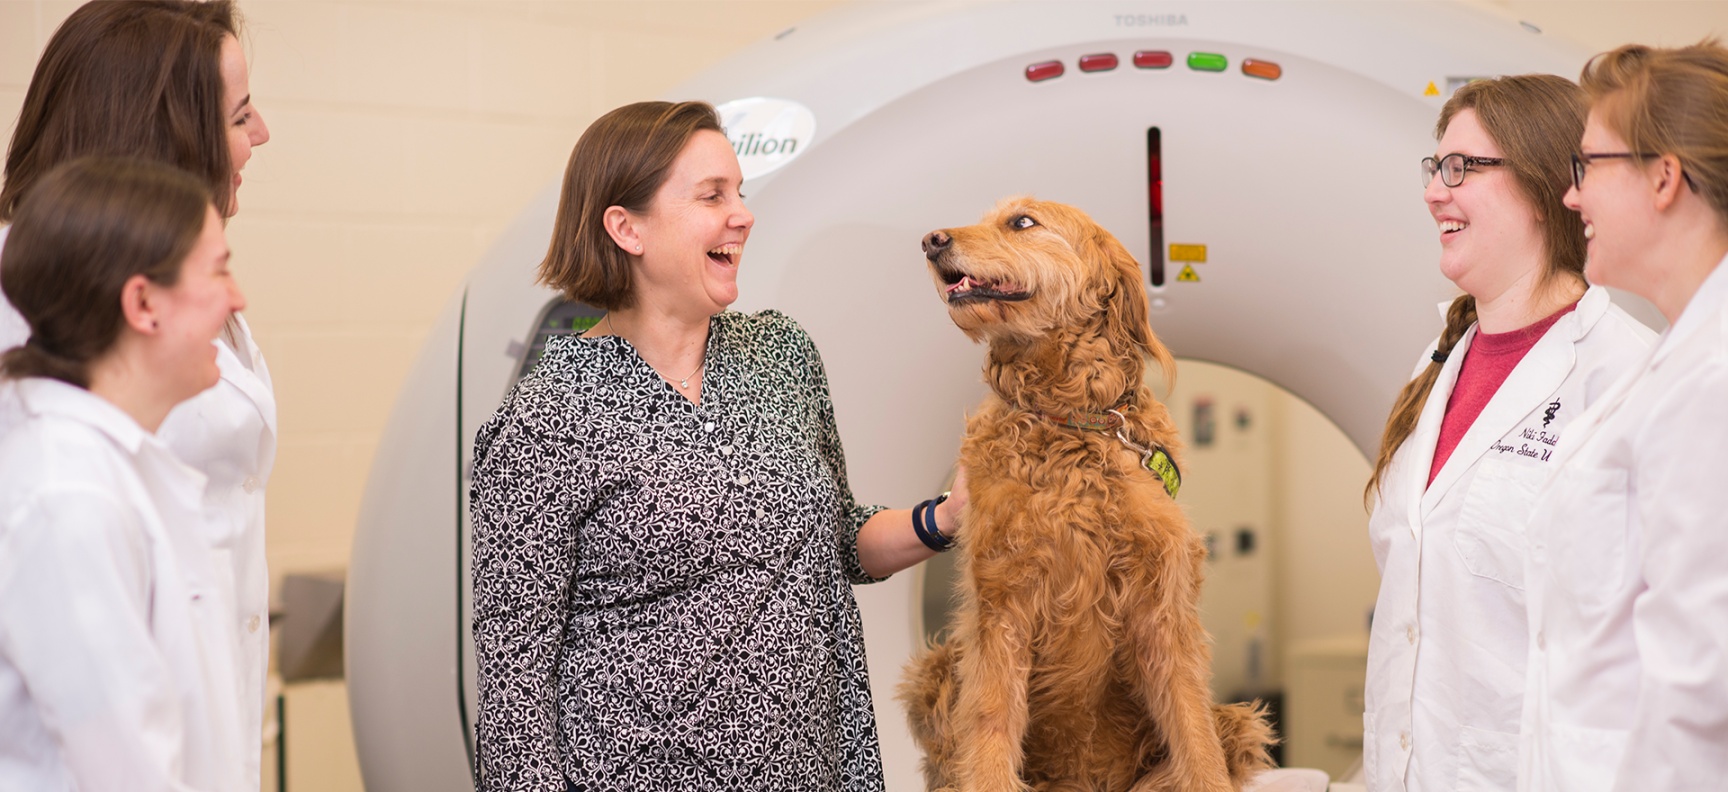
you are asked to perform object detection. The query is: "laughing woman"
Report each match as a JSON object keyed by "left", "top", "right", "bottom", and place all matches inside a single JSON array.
[
  {"left": 469, "top": 101, "right": 969, "bottom": 792},
  {"left": 0, "top": 4, "right": 276, "bottom": 785},
  {"left": 1360, "top": 75, "right": 1654, "bottom": 791},
  {"left": 1518, "top": 41, "right": 1728, "bottom": 792},
  {"left": 0, "top": 157, "right": 249, "bottom": 791}
]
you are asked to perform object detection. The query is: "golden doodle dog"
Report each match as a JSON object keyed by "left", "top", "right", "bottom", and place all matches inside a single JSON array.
[{"left": 900, "top": 197, "right": 1276, "bottom": 792}]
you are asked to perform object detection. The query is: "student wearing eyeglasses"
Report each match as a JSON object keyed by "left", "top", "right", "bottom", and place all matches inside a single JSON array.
[
  {"left": 1517, "top": 42, "right": 1728, "bottom": 792},
  {"left": 1360, "top": 74, "right": 1655, "bottom": 791}
]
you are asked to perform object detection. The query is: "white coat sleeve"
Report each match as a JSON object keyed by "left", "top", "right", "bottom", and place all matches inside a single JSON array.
[
  {"left": 0, "top": 486, "right": 199, "bottom": 792},
  {"left": 1613, "top": 363, "right": 1728, "bottom": 790}
]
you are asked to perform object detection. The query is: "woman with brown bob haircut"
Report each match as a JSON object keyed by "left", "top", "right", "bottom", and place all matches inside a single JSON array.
[
  {"left": 469, "top": 100, "right": 969, "bottom": 790},
  {"left": 1359, "top": 74, "right": 1654, "bottom": 790},
  {"left": 0, "top": 2, "right": 276, "bottom": 786},
  {"left": 1518, "top": 40, "right": 1728, "bottom": 791},
  {"left": 0, "top": 156, "right": 249, "bottom": 791}
]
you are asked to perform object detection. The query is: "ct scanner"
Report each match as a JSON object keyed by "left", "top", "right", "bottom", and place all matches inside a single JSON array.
[{"left": 345, "top": 2, "right": 1634, "bottom": 789}]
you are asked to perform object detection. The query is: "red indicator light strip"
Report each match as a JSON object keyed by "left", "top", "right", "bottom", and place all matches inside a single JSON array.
[
  {"left": 1133, "top": 50, "right": 1174, "bottom": 69},
  {"left": 1242, "top": 58, "right": 1282, "bottom": 81},
  {"left": 1079, "top": 53, "right": 1119, "bottom": 72},
  {"left": 1025, "top": 60, "right": 1065, "bottom": 82}
]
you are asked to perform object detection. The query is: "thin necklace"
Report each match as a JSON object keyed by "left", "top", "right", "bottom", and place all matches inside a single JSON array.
[{"left": 606, "top": 314, "right": 704, "bottom": 389}]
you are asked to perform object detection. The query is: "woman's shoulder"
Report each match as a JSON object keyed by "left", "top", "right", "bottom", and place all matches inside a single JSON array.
[
  {"left": 1403, "top": 334, "right": 1451, "bottom": 380},
  {"left": 715, "top": 309, "right": 811, "bottom": 346},
  {"left": 0, "top": 406, "right": 152, "bottom": 576},
  {"left": 523, "top": 334, "right": 629, "bottom": 387},
  {"left": 1579, "top": 295, "right": 1659, "bottom": 359},
  {"left": 715, "top": 309, "right": 822, "bottom": 372},
  {"left": 0, "top": 398, "right": 136, "bottom": 509},
  {"left": 485, "top": 337, "right": 615, "bottom": 436},
  {"left": 718, "top": 309, "right": 819, "bottom": 356}
]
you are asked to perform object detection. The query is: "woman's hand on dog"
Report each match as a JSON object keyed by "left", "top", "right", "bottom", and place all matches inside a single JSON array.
[
  {"left": 854, "top": 464, "right": 971, "bottom": 578},
  {"left": 936, "top": 464, "right": 969, "bottom": 540}
]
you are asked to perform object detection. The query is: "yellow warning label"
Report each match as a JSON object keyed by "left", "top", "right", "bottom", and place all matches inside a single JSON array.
[
  {"left": 1169, "top": 243, "right": 1207, "bottom": 262},
  {"left": 1424, "top": 81, "right": 1441, "bottom": 97},
  {"left": 1177, "top": 264, "right": 1201, "bottom": 283}
]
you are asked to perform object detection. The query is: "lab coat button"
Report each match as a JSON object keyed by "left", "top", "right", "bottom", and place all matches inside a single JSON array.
[
  {"left": 1400, "top": 732, "right": 1410, "bottom": 750},
  {"left": 1406, "top": 625, "right": 1417, "bottom": 644},
  {"left": 248, "top": 615, "right": 262, "bottom": 633},
  {"left": 242, "top": 476, "right": 260, "bottom": 493}
]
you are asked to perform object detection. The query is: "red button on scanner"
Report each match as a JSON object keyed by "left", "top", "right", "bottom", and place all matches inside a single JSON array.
[
  {"left": 1133, "top": 50, "right": 1174, "bottom": 69},
  {"left": 1079, "top": 53, "right": 1119, "bottom": 72},
  {"left": 1025, "top": 60, "right": 1065, "bottom": 82}
]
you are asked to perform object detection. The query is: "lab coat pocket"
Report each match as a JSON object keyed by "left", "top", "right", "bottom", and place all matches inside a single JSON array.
[
  {"left": 1453, "top": 460, "right": 1543, "bottom": 590},
  {"left": 1549, "top": 469, "right": 1630, "bottom": 610},
  {"left": 1548, "top": 722, "right": 1629, "bottom": 792},
  {"left": 1456, "top": 725, "right": 1519, "bottom": 791}
]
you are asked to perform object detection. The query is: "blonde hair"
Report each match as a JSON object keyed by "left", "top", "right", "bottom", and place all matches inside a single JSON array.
[
  {"left": 1365, "top": 75, "right": 1589, "bottom": 503},
  {"left": 1579, "top": 39, "right": 1728, "bottom": 228}
]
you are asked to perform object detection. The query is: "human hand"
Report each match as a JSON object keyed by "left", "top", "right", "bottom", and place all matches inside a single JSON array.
[{"left": 934, "top": 464, "right": 969, "bottom": 539}]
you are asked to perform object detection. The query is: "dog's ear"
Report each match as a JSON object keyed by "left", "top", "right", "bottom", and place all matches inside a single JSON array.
[{"left": 1091, "top": 228, "right": 1176, "bottom": 387}]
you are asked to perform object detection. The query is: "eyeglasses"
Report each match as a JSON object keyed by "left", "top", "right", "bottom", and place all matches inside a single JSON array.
[
  {"left": 1571, "top": 151, "right": 1698, "bottom": 192},
  {"left": 1422, "top": 153, "right": 1506, "bottom": 188},
  {"left": 1570, "top": 152, "right": 1655, "bottom": 190}
]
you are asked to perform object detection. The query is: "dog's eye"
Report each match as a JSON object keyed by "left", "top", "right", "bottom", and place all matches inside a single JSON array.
[{"left": 1010, "top": 215, "right": 1038, "bottom": 230}]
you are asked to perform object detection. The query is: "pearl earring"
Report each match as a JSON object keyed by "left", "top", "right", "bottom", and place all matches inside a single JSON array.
[{"left": 635, "top": 245, "right": 643, "bottom": 253}]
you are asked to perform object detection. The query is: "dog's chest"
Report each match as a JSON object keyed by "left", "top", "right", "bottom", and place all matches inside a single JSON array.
[{"left": 964, "top": 415, "right": 1140, "bottom": 487}]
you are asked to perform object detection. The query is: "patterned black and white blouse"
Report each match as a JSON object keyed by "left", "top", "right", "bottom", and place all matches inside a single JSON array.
[{"left": 470, "top": 310, "right": 888, "bottom": 792}]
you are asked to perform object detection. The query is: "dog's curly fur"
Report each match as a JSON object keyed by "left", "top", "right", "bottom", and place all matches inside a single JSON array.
[{"left": 900, "top": 197, "right": 1277, "bottom": 792}]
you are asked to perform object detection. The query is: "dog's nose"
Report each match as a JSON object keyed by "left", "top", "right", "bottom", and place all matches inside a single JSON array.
[{"left": 922, "top": 230, "right": 951, "bottom": 260}]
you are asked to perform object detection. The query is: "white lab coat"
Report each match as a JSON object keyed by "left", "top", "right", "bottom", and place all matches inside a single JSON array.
[
  {"left": 1519, "top": 254, "right": 1728, "bottom": 792},
  {"left": 0, "top": 225, "right": 277, "bottom": 790},
  {"left": 0, "top": 377, "right": 247, "bottom": 792},
  {"left": 1363, "top": 286, "right": 1654, "bottom": 791},
  {"left": 157, "top": 313, "right": 277, "bottom": 791}
]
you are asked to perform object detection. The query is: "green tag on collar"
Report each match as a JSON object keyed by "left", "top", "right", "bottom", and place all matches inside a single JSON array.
[{"left": 1143, "top": 448, "right": 1181, "bottom": 499}]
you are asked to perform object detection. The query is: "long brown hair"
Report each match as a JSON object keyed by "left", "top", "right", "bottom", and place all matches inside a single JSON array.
[
  {"left": 1365, "top": 75, "right": 1589, "bottom": 503},
  {"left": 1, "top": 157, "right": 213, "bottom": 387},
  {"left": 0, "top": 0, "right": 239, "bottom": 222},
  {"left": 1581, "top": 40, "right": 1728, "bottom": 229},
  {"left": 538, "top": 101, "right": 724, "bottom": 310}
]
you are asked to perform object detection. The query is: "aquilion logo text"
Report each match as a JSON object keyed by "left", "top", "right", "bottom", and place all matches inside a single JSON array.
[{"left": 731, "top": 132, "right": 800, "bottom": 157}]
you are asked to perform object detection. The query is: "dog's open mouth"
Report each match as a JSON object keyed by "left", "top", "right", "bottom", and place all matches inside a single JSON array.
[{"left": 941, "top": 270, "right": 1031, "bottom": 303}]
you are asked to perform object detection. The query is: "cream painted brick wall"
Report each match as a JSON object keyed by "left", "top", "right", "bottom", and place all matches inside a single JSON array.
[
  {"left": 1, "top": 1, "right": 840, "bottom": 790},
  {"left": 0, "top": 7, "right": 41, "bottom": 83}
]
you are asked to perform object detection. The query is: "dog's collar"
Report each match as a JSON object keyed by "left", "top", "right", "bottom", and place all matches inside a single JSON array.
[
  {"left": 1038, "top": 406, "right": 1181, "bottom": 500},
  {"left": 1040, "top": 406, "right": 1126, "bottom": 433}
]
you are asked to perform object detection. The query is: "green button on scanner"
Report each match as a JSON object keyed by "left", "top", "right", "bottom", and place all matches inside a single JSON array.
[{"left": 1187, "top": 52, "right": 1227, "bottom": 72}]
